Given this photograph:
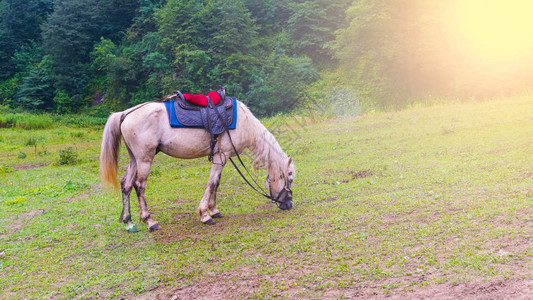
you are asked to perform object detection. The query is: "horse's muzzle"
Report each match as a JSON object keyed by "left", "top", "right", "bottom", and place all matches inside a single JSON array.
[{"left": 278, "top": 199, "right": 293, "bottom": 210}]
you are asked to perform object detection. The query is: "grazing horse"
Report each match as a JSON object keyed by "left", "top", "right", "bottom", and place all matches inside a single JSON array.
[{"left": 99, "top": 100, "right": 295, "bottom": 232}]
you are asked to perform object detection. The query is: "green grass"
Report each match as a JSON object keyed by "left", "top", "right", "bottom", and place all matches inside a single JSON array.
[
  {"left": 1, "top": 96, "right": 533, "bottom": 298},
  {"left": 0, "top": 113, "right": 54, "bottom": 129}
]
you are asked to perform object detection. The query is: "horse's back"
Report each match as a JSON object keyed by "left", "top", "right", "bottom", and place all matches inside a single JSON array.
[{"left": 120, "top": 102, "right": 212, "bottom": 159}]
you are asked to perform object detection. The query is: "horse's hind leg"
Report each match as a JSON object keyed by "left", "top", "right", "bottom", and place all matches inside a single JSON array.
[
  {"left": 120, "top": 153, "right": 138, "bottom": 232},
  {"left": 134, "top": 156, "right": 162, "bottom": 232},
  {"left": 197, "top": 163, "right": 224, "bottom": 225}
]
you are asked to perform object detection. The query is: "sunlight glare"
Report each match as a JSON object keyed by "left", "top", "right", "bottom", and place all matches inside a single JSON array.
[{"left": 455, "top": 0, "right": 533, "bottom": 63}]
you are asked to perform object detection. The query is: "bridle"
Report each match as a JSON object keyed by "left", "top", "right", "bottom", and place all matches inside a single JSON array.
[
  {"left": 226, "top": 135, "right": 292, "bottom": 207},
  {"left": 222, "top": 124, "right": 292, "bottom": 207},
  {"left": 266, "top": 175, "right": 293, "bottom": 207}
]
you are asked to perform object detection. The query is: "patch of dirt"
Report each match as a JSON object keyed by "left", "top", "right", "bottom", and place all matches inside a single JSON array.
[
  {"left": 173, "top": 213, "right": 189, "bottom": 220},
  {"left": 0, "top": 209, "right": 45, "bottom": 238},
  {"left": 175, "top": 198, "right": 195, "bottom": 205},
  {"left": 64, "top": 184, "right": 102, "bottom": 203},
  {"left": 325, "top": 196, "right": 338, "bottom": 202},
  {"left": 322, "top": 169, "right": 373, "bottom": 185},
  {"left": 12, "top": 163, "right": 48, "bottom": 170},
  {"left": 381, "top": 279, "right": 533, "bottom": 300},
  {"left": 142, "top": 277, "right": 533, "bottom": 300},
  {"left": 64, "top": 192, "right": 92, "bottom": 203}
]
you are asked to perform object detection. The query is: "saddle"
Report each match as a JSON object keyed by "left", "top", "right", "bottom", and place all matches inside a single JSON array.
[
  {"left": 173, "top": 87, "right": 234, "bottom": 134},
  {"left": 163, "top": 87, "right": 237, "bottom": 161}
]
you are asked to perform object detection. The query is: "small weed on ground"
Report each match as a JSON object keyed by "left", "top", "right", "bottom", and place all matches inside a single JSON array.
[{"left": 57, "top": 147, "right": 78, "bottom": 165}]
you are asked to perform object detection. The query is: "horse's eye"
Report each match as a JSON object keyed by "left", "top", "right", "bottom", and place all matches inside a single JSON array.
[{"left": 288, "top": 172, "right": 293, "bottom": 176}]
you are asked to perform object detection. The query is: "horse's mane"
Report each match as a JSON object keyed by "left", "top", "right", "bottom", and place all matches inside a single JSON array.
[{"left": 238, "top": 102, "right": 288, "bottom": 178}]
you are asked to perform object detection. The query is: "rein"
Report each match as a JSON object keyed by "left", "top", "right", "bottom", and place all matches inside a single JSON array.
[{"left": 225, "top": 128, "right": 286, "bottom": 205}]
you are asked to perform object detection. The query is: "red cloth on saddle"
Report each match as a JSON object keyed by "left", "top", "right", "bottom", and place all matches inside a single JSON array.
[{"left": 183, "top": 91, "right": 221, "bottom": 106}]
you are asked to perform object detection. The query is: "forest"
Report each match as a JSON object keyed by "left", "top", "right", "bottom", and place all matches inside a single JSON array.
[{"left": 1, "top": 0, "right": 532, "bottom": 117}]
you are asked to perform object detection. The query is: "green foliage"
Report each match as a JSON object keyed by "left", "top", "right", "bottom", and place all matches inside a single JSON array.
[
  {"left": 0, "top": 113, "right": 54, "bottom": 129},
  {"left": 0, "top": 112, "right": 105, "bottom": 129},
  {"left": 57, "top": 147, "right": 78, "bottom": 165},
  {"left": 25, "top": 137, "right": 37, "bottom": 146},
  {"left": 55, "top": 114, "right": 107, "bottom": 127},
  {"left": 53, "top": 90, "right": 74, "bottom": 114},
  {"left": 4, "top": 196, "right": 26, "bottom": 206},
  {"left": 63, "top": 179, "right": 89, "bottom": 191},
  {"left": 0, "top": 165, "right": 14, "bottom": 174},
  {"left": 286, "top": 0, "right": 350, "bottom": 62},
  {"left": 12, "top": 40, "right": 43, "bottom": 73},
  {"left": 246, "top": 50, "right": 319, "bottom": 116},
  {"left": 0, "top": 74, "right": 20, "bottom": 107},
  {"left": 2, "top": 0, "right": 532, "bottom": 113},
  {"left": 0, "top": 0, "right": 53, "bottom": 79},
  {"left": 1, "top": 0, "right": 349, "bottom": 114},
  {"left": 41, "top": 0, "right": 99, "bottom": 100},
  {"left": 156, "top": 0, "right": 260, "bottom": 95},
  {"left": 15, "top": 56, "right": 55, "bottom": 110}
]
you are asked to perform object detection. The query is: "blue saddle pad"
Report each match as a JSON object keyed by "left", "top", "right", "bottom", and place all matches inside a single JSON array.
[{"left": 164, "top": 97, "right": 237, "bottom": 129}]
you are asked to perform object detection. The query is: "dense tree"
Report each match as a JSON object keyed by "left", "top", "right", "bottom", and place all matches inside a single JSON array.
[
  {"left": 155, "top": 0, "right": 259, "bottom": 95},
  {"left": 247, "top": 50, "right": 319, "bottom": 116},
  {"left": 0, "top": 0, "right": 346, "bottom": 115},
  {"left": 40, "top": 0, "right": 103, "bottom": 109},
  {"left": 286, "top": 0, "right": 350, "bottom": 63},
  {"left": 35, "top": 0, "right": 140, "bottom": 112},
  {"left": 0, "top": 0, "right": 53, "bottom": 79},
  {"left": 15, "top": 56, "right": 55, "bottom": 110}
]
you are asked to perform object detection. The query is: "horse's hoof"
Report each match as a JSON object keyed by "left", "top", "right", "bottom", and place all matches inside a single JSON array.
[
  {"left": 211, "top": 212, "right": 223, "bottom": 219},
  {"left": 149, "top": 223, "right": 163, "bottom": 232},
  {"left": 125, "top": 223, "right": 139, "bottom": 233},
  {"left": 203, "top": 219, "right": 216, "bottom": 225},
  {"left": 119, "top": 215, "right": 132, "bottom": 223}
]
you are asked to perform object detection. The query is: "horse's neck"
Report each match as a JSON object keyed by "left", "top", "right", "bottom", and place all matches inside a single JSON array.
[{"left": 246, "top": 114, "right": 285, "bottom": 173}]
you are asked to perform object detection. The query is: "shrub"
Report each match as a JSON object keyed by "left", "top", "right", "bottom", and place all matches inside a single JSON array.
[
  {"left": 25, "top": 137, "right": 37, "bottom": 146},
  {"left": 5, "top": 196, "right": 26, "bottom": 206},
  {"left": 54, "top": 114, "right": 107, "bottom": 127},
  {"left": 57, "top": 147, "right": 78, "bottom": 165},
  {"left": 64, "top": 180, "right": 89, "bottom": 191},
  {"left": 0, "top": 166, "right": 15, "bottom": 174}
]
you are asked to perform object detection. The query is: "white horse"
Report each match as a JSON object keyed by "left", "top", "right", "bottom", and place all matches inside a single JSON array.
[{"left": 99, "top": 100, "right": 295, "bottom": 232}]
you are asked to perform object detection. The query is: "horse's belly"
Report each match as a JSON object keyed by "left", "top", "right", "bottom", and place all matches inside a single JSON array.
[{"left": 158, "top": 128, "right": 212, "bottom": 159}]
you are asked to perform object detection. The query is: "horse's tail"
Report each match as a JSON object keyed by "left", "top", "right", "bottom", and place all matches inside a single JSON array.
[{"left": 100, "top": 112, "right": 123, "bottom": 190}]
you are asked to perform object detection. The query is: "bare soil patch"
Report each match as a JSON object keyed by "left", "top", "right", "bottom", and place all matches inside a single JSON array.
[
  {"left": 0, "top": 209, "right": 45, "bottom": 238},
  {"left": 146, "top": 278, "right": 533, "bottom": 300},
  {"left": 322, "top": 169, "right": 373, "bottom": 184},
  {"left": 382, "top": 279, "right": 533, "bottom": 300},
  {"left": 12, "top": 163, "right": 48, "bottom": 170}
]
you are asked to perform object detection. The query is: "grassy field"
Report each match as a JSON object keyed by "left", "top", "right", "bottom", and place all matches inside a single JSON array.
[{"left": 1, "top": 96, "right": 533, "bottom": 299}]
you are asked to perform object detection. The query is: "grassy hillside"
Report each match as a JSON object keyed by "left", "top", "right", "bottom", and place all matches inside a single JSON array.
[{"left": 1, "top": 96, "right": 533, "bottom": 299}]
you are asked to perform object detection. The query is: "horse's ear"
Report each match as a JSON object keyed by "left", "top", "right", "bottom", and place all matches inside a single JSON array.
[{"left": 287, "top": 156, "right": 292, "bottom": 167}]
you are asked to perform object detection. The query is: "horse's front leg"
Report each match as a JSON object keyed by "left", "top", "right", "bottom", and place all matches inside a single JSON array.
[{"left": 197, "top": 163, "right": 224, "bottom": 225}]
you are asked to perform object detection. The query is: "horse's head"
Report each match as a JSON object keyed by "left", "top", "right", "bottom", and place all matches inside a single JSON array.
[{"left": 267, "top": 157, "right": 295, "bottom": 210}]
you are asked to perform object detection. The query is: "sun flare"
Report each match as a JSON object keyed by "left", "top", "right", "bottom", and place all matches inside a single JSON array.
[{"left": 454, "top": 0, "right": 533, "bottom": 63}]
